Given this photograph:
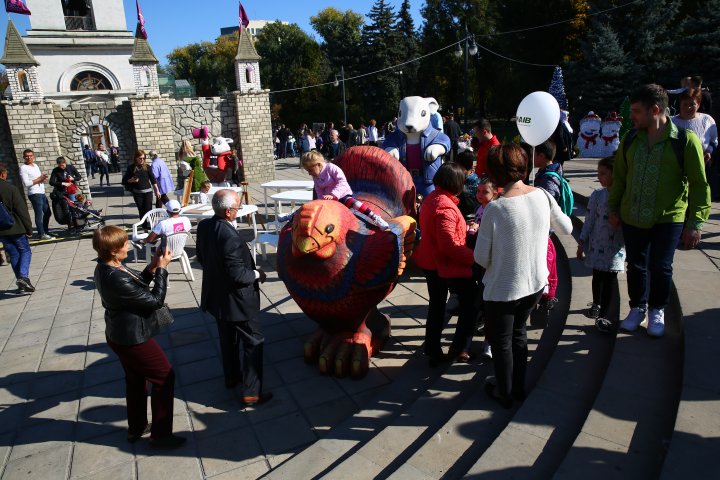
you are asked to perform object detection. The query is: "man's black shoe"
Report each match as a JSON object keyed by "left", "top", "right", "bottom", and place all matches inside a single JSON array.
[{"left": 16, "top": 277, "right": 35, "bottom": 293}]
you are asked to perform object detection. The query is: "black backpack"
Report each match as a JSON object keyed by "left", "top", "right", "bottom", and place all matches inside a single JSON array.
[{"left": 621, "top": 127, "right": 687, "bottom": 172}]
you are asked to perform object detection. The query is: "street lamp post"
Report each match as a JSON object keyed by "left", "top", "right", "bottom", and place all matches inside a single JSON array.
[
  {"left": 334, "top": 65, "right": 347, "bottom": 126},
  {"left": 454, "top": 26, "right": 478, "bottom": 132}
]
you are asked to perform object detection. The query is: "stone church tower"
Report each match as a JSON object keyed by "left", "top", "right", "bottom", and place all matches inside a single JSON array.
[
  {"left": 128, "top": 26, "right": 160, "bottom": 97},
  {"left": 1, "top": 21, "right": 43, "bottom": 101},
  {"left": 235, "top": 28, "right": 261, "bottom": 93}
]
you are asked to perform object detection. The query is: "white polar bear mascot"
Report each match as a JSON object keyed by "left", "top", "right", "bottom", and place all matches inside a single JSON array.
[
  {"left": 598, "top": 112, "right": 623, "bottom": 157},
  {"left": 383, "top": 96, "right": 452, "bottom": 198},
  {"left": 575, "top": 111, "right": 602, "bottom": 158}
]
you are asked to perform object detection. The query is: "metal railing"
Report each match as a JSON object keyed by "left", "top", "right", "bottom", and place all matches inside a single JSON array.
[{"left": 64, "top": 15, "right": 95, "bottom": 31}]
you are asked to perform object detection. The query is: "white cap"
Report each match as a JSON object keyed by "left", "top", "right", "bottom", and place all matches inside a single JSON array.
[{"left": 165, "top": 199, "right": 182, "bottom": 213}]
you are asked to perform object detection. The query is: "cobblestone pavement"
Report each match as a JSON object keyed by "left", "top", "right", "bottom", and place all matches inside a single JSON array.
[
  {"left": 0, "top": 157, "right": 717, "bottom": 479},
  {"left": 0, "top": 161, "right": 431, "bottom": 479}
]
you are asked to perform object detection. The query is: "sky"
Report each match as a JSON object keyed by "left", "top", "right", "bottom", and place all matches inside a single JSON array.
[{"left": 1, "top": 0, "right": 424, "bottom": 65}]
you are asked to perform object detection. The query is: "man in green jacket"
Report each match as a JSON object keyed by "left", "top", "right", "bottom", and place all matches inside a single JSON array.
[
  {"left": 0, "top": 164, "right": 35, "bottom": 293},
  {"left": 608, "top": 84, "right": 710, "bottom": 337}
]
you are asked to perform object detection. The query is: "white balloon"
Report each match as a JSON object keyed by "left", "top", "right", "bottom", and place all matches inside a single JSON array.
[{"left": 516, "top": 91, "right": 561, "bottom": 146}]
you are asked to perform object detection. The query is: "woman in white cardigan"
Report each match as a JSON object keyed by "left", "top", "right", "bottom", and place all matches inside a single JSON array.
[{"left": 474, "top": 143, "right": 572, "bottom": 408}]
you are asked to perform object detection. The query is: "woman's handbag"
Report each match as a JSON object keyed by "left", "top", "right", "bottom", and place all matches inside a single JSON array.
[{"left": 154, "top": 304, "right": 175, "bottom": 327}]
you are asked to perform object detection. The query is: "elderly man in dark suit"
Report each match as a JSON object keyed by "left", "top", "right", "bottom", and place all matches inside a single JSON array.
[{"left": 196, "top": 189, "right": 272, "bottom": 406}]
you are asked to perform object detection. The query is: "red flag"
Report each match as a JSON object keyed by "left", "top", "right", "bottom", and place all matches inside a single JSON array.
[
  {"left": 136, "top": 0, "right": 147, "bottom": 39},
  {"left": 5, "top": 0, "right": 31, "bottom": 15},
  {"left": 239, "top": 2, "right": 250, "bottom": 30}
]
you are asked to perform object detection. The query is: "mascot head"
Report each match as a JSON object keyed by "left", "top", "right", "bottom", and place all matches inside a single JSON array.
[
  {"left": 211, "top": 137, "right": 233, "bottom": 156},
  {"left": 397, "top": 96, "right": 437, "bottom": 135}
]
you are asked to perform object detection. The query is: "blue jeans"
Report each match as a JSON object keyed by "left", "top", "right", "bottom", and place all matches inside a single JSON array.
[
  {"left": 0, "top": 234, "right": 32, "bottom": 279},
  {"left": 622, "top": 222, "right": 683, "bottom": 310},
  {"left": 27, "top": 193, "right": 51, "bottom": 237}
]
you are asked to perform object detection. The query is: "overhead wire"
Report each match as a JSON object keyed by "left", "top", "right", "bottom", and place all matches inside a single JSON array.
[{"left": 267, "top": 0, "right": 641, "bottom": 94}]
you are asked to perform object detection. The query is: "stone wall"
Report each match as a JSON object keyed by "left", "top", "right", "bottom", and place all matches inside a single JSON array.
[
  {"left": 168, "top": 96, "right": 236, "bottom": 153},
  {"left": 0, "top": 90, "right": 275, "bottom": 199},
  {"left": 52, "top": 100, "right": 135, "bottom": 192},
  {"left": 234, "top": 90, "right": 275, "bottom": 183},
  {"left": 130, "top": 96, "right": 176, "bottom": 168},
  {"left": 2, "top": 100, "right": 62, "bottom": 195}
]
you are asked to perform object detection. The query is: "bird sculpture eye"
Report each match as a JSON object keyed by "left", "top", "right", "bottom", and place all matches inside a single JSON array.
[
  {"left": 325, "top": 224, "right": 335, "bottom": 234},
  {"left": 421, "top": 110, "right": 427, "bottom": 117}
]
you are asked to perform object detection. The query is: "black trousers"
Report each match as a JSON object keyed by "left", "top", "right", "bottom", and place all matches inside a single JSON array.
[
  {"left": 215, "top": 318, "right": 264, "bottom": 397},
  {"left": 592, "top": 269, "right": 618, "bottom": 318},
  {"left": 132, "top": 191, "right": 154, "bottom": 224},
  {"left": 423, "top": 269, "right": 476, "bottom": 356},
  {"left": 485, "top": 289, "right": 543, "bottom": 399}
]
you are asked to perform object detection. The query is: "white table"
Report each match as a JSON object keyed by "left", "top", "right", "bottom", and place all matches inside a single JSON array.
[
  {"left": 261, "top": 180, "right": 313, "bottom": 218},
  {"left": 270, "top": 189, "right": 314, "bottom": 219},
  {"left": 180, "top": 203, "right": 258, "bottom": 244},
  {"left": 174, "top": 185, "right": 243, "bottom": 204}
]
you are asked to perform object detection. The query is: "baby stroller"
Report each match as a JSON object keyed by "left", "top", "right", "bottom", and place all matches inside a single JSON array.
[{"left": 52, "top": 193, "right": 105, "bottom": 233}]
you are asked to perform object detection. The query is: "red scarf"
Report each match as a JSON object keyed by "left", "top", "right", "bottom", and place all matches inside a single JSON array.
[
  {"left": 602, "top": 133, "right": 618, "bottom": 146},
  {"left": 580, "top": 132, "right": 598, "bottom": 149}
]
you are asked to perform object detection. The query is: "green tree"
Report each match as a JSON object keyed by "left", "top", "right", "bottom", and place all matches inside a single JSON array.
[
  {"left": 566, "top": 20, "right": 636, "bottom": 119},
  {"left": 167, "top": 34, "right": 237, "bottom": 96},
  {"left": 359, "top": 0, "right": 403, "bottom": 119},
  {"left": 418, "top": 0, "right": 496, "bottom": 122},
  {"left": 671, "top": 0, "right": 720, "bottom": 94},
  {"left": 397, "top": 0, "right": 419, "bottom": 96},
  {"left": 0, "top": 69, "right": 8, "bottom": 97},
  {"left": 310, "top": 8, "right": 365, "bottom": 123},
  {"left": 255, "top": 22, "right": 326, "bottom": 127}
]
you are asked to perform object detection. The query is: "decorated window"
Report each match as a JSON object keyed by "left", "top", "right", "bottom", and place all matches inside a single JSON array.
[
  {"left": 16, "top": 70, "right": 30, "bottom": 92},
  {"left": 70, "top": 71, "right": 113, "bottom": 91},
  {"left": 245, "top": 64, "right": 254, "bottom": 84},
  {"left": 141, "top": 66, "right": 150, "bottom": 87}
]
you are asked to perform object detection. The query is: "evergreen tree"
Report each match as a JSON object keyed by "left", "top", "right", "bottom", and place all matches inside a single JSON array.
[
  {"left": 417, "top": 0, "right": 496, "bottom": 120},
  {"left": 359, "top": 0, "right": 403, "bottom": 119},
  {"left": 549, "top": 66, "right": 569, "bottom": 111},
  {"left": 672, "top": 0, "right": 720, "bottom": 94},
  {"left": 566, "top": 20, "right": 635, "bottom": 119},
  {"left": 396, "top": 0, "right": 419, "bottom": 97}
]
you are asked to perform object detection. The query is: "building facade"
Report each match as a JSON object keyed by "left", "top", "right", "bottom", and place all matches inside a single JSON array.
[{"left": 0, "top": 2, "right": 275, "bottom": 201}]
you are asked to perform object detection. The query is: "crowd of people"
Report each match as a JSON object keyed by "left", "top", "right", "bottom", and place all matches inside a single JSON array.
[{"left": 0, "top": 81, "right": 712, "bottom": 444}]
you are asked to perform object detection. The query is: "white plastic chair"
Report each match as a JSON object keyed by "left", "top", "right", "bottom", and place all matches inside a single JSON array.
[
  {"left": 252, "top": 220, "right": 285, "bottom": 261},
  {"left": 165, "top": 231, "right": 195, "bottom": 282},
  {"left": 130, "top": 208, "right": 168, "bottom": 263}
]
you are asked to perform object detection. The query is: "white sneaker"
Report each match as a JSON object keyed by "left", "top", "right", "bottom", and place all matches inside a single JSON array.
[
  {"left": 620, "top": 307, "right": 646, "bottom": 332},
  {"left": 482, "top": 340, "right": 492, "bottom": 359},
  {"left": 40, "top": 234, "right": 53, "bottom": 240},
  {"left": 647, "top": 308, "right": 665, "bottom": 337}
]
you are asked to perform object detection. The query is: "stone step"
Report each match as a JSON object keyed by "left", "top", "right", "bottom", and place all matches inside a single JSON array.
[
  {"left": 384, "top": 233, "right": 575, "bottom": 480},
  {"left": 262, "top": 351, "right": 448, "bottom": 480},
  {"left": 464, "top": 230, "right": 618, "bottom": 478},
  {"left": 554, "top": 187, "right": 684, "bottom": 478},
  {"left": 659, "top": 247, "right": 720, "bottom": 478},
  {"left": 278, "top": 233, "right": 573, "bottom": 480}
]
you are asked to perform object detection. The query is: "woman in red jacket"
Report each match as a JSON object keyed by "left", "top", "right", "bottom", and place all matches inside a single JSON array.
[{"left": 414, "top": 162, "right": 477, "bottom": 366}]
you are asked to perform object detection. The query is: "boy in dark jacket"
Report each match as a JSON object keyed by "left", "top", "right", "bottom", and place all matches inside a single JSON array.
[{"left": 530, "top": 139, "right": 562, "bottom": 327}]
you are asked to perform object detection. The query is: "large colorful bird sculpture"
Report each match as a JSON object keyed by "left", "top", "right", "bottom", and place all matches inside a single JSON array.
[{"left": 277, "top": 146, "right": 417, "bottom": 378}]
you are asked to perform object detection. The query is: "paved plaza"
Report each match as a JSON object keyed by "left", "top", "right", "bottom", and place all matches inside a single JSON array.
[{"left": 0, "top": 157, "right": 718, "bottom": 479}]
